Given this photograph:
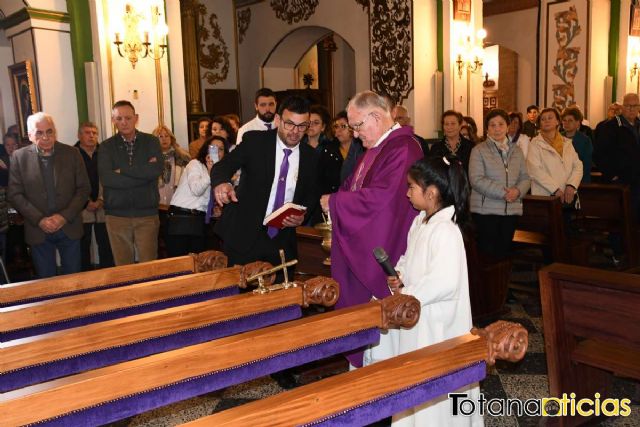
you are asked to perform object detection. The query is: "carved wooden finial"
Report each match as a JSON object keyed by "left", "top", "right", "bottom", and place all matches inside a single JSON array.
[
  {"left": 239, "top": 261, "right": 274, "bottom": 289},
  {"left": 193, "top": 250, "right": 227, "bottom": 272},
  {"left": 301, "top": 276, "right": 339, "bottom": 307},
  {"left": 471, "top": 320, "right": 529, "bottom": 365},
  {"left": 379, "top": 294, "right": 420, "bottom": 329}
]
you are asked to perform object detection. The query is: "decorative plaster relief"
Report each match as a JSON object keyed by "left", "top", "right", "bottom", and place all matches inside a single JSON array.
[
  {"left": 370, "top": 0, "right": 413, "bottom": 104},
  {"left": 270, "top": 0, "right": 319, "bottom": 25},
  {"left": 237, "top": 7, "right": 251, "bottom": 44},
  {"left": 198, "top": 2, "right": 230, "bottom": 85}
]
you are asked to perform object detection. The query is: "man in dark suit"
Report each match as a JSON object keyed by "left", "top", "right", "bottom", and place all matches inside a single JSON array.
[
  {"left": 211, "top": 96, "right": 319, "bottom": 268},
  {"left": 8, "top": 112, "right": 90, "bottom": 278}
]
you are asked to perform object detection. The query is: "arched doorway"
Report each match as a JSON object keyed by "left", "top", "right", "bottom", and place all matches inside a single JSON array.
[{"left": 261, "top": 26, "right": 355, "bottom": 115}]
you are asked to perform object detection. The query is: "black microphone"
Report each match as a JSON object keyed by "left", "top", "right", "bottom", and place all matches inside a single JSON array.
[{"left": 373, "top": 247, "right": 398, "bottom": 278}]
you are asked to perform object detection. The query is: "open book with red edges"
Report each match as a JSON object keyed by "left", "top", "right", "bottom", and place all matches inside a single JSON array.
[{"left": 263, "top": 203, "right": 307, "bottom": 228}]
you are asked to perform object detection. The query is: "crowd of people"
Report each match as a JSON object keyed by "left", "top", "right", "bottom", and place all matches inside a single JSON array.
[{"left": 0, "top": 86, "right": 636, "bottom": 424}]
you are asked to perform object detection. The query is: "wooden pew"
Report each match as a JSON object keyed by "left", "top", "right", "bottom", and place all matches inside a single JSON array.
[
  {"left": 573, "top": 183, "right": 639, "bottom": 267},
  {"left": 539, "top": 263, "right": 640, "bottom": 426},
  {"left": 0, "top": 276, "right": 339, "bottom": 392},
  {"left": 0, "top": 294, "right": 420, "bottom": 427},
  {"left": 0, "top": 250, "right": 227, "bottom": 307},
  {"left": 513, "top": 195, "right": 569, "bottom": 262},
  {"left": 0, "top": 267, "right": 243, "bottom": 341},
  {"left": 184, "top": 321, "right": 528, "bottom": 426},
  {"left": 296, "top": 226, "right": 331, "bottom": 277}
]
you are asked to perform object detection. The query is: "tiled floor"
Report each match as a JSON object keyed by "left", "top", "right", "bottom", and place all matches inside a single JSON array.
[{"left": 112, "top": 255, "right": 640, "bottom": 427}]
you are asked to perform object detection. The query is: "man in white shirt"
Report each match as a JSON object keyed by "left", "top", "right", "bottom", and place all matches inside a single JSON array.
[{"left": 236, "top": 88, "right": 278, "bottom": 144}]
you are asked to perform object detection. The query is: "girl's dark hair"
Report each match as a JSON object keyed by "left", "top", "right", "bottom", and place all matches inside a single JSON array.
[
  {"left": 197, "top": 135, "right": 228, "bottom": 165},
  {"left": 210, "top": 116, "right": 236, "bottom": 151},
  {"left": 408, "top": 156, "right": 470, "bottom": 230}
]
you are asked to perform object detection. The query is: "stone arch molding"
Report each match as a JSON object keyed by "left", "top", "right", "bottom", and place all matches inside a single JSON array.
[{"left": 262, "top": 26, "right": 344, "bottom": 69}]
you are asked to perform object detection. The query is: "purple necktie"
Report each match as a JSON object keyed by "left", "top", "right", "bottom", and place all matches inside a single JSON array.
[
  {"left": 265, "top": 123, "right": 272, "bottom": 130},
  {"left": 205, "top": 188, "right": 214, "bottom": 224},
  {"left": 267, "top": 148, "right": 292, "bottom": 238}
]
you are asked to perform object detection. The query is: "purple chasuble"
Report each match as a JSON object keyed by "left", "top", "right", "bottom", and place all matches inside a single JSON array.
[{"left": 329, "top": 126, "right": 423, "bottom": 367}]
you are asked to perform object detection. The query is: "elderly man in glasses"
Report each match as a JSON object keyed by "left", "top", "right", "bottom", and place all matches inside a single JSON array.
[
  {"left": 211, "top": 95, "right": 319, "bottom": 269},
  {"left": 8, "top": 112, "right": 90, "bottom": 278},
  {"left": 319, "top": 90, "right": 424, "bottom": 368}
]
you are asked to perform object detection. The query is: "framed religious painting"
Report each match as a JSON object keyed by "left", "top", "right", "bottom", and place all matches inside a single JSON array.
[
  {"left": 543, "top": 0, "right": 590, "bottom": 116},
  {"left": 8, "top": 60, "right": 40, "bottom": 139},
  {"left": 453, "top": 0, "right": 472, "bottom": 22}
]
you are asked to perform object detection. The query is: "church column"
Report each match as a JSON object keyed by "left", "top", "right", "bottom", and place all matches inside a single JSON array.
[
  {"left": 180, "top": 0, "right": 203, "bottom": 114},
  {"left": 3, "top": 5, "right": 79, "bottom": 143},
  {"left": 318, "top": 35, "right": 337, "bottom": 116}
]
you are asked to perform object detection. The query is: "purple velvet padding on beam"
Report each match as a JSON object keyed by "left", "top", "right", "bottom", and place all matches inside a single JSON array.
[
  {"left": 304, "top": 361, "right": 487, "bottom": 427},
  {"left": 1, "top": 304, "right": 301, "bottom": 393},
  {"left": 28, "top": 328, "right": 380, "bottom": 427},
  {"left": 0, "top": 286, "right": 239, "bottom": 342},
  {"left": 0, "top": 271, "right": 193, "bottom": 308}
]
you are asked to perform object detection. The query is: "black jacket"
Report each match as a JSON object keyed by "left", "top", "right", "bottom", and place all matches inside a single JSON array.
[
  {"left": 594, "top": 115, "right": 640, "bottom": 185},
  {"left": 211, "top": 129, "right": 319, "bottom": 254},
  {"left": 428, "top": 136, "right": 474, "bottom": 173},
  {"left": 98, "top": 132, "right": 163, "bottom": 217}
]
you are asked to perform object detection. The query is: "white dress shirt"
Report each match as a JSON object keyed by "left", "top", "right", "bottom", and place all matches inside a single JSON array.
[
  {"left": 263, "top": 137, "right": 300, "bottom": 223},
  {"left": 236, "top": 115, "right": 275, "bottom": 145}
]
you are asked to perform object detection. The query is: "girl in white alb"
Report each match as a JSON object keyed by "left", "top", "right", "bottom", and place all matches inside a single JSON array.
[{"left": 386, "top": 156, "right": 483, "bottom": 427}]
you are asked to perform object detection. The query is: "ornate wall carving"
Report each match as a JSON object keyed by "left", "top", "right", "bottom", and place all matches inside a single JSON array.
[
  {"left": 270, "top": 0, "right": 319, "bottom": 25},
  {"left": 369, "top": 0, "right": 413, "bottom": 104},
  {"left": 198, "top": 2, "right": 230, "bottom": 85},
  {"left": 237, "top": 7, "right": 251, "bottom": 44}
]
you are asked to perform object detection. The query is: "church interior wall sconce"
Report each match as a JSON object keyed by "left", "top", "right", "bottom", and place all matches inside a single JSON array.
[
  {"left": 113, "top": 3, "right": 168, "bottom": 69},
  {"left": 454, "top": 23, "right": 486, "bottom": 79}
]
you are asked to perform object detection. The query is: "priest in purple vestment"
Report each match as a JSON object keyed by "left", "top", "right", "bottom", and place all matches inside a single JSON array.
[{"left": 320, "top": 91, "right": 424, "bottom": 366}]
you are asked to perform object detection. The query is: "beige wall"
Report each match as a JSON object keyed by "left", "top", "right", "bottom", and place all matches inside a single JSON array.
[
  {"left": 88, "top": 0, "right": 188, "bottom": 147},
  {"left": 198, "top": 0, "right": 238, "bottom": 104},
  {"left": 0, "top": 30, "right": 16, "bottom": 133},
  {"left": 235, "top": 1, "right": 369, "bottom": 123},
  {"left": 484, "top": 7, "right": 537, "bottom": 116}
]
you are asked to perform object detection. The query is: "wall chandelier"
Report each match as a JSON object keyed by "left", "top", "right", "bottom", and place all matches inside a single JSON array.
[{"left": 113, "top": 4, "right": 168, "bottom": 69}]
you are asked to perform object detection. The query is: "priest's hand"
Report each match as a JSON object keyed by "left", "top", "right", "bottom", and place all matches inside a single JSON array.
[
  {"left": 320, "top": 194, "right": 331, "bottom": 213},
  {"left": 282, "top": 213, "right": 304, "bottom": 228},
  {"left": 214, "top": 183, "right": 237, "bottom": 206}
]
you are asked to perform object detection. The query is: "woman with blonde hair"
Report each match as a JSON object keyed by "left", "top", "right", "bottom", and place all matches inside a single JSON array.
[
  {"left": 153, "top": 125, "right": 190, "bottom": 257},
  {"left": 153, "top": 125, "right": 191, "bottom": 208}
]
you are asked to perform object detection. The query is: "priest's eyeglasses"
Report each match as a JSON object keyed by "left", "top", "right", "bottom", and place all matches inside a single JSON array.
[
  {"left": 349, "top": 112, "right": 373, "bottom": 132},
  {"left": 282, "top": 120, "right": 310, "bottom": 132}
]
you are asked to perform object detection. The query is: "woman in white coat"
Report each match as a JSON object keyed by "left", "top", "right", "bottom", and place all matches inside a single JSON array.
[
  {"left": 527, "top": 108, "right": 583, "bottom": 202},
  {"left": 387, "top": 157, "right": 483, "bottom": 427}
]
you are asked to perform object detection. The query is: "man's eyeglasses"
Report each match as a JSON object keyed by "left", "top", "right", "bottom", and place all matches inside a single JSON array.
[
  {"left": 349, "top": 112, "right": 373, "bottom": 132},
  {"left": 623, "top": 104, "right": 640, "bottom": 109},
  {"left": 282, "top": 121, "right": 310, "bottom": 132},
  {"left": 35, "top": 129, "right": 55, "bottom": 139},
  {"left": 333, "top": 123, "right": 349, "bottom": 130}
]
